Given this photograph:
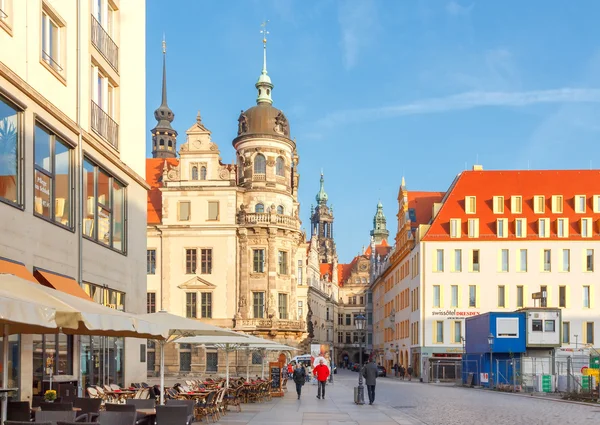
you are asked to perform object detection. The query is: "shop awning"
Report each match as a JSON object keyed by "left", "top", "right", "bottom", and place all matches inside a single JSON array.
[
  {"left": 0, "top": 257, "right": 37, "bottom": 283},
  {"left": 34, "top": 269, "right": 92, "bottom": 301}
]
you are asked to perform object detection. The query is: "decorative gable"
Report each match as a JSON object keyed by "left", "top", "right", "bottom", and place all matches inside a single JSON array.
[{"left": 177, "top": 276, "right": 217, "bottom": 290}]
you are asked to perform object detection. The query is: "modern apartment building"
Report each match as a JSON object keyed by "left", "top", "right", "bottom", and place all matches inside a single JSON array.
[
  {"left": 0, "top": 0, "right": 147, "bottom": 399},
  {"left": 372, "top": 167, "right": 600, "bottom": 380}
]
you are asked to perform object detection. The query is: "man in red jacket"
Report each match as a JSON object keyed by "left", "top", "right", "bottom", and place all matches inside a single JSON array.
[{"left": 313, "top": 359, "right": 330, "bottom": 399}]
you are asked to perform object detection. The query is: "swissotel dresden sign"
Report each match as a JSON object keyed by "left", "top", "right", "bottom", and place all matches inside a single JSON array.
[{"left": 431, "top": 309, "right": 480, "bottom": 320}]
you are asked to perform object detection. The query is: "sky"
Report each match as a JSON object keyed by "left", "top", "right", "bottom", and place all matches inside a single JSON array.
[{"left": 146, "top": 0, "right": 600, "bottom": 263}]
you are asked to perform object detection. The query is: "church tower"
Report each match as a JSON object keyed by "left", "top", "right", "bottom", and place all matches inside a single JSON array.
[
  {"left": 370, "top": 200, "right": 389, "bottom": 244},
  {"left": 151, "top": 38, "right": 178, "bottom": 159},
  {"left": 310, "top": 173, "right": 336, "bottom": 263}
]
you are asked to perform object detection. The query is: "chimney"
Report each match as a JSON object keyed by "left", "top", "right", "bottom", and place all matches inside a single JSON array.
[{"left": 472, "top": 165, "right": 483, "bottom": 171}]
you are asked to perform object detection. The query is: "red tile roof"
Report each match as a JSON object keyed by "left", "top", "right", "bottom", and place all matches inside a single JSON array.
[
  {"left": 320, "top": 263, "right": 334, "bottom": 281},
  {"left": 147, "top": 158, "right": 179, "bottom": 224},
  {"left": 337, "top": 261, "right": 356, "bottom": 286},
  {"left": 423, "top": 169, "right": 600, "bottom": 241},
  {"left": 408, "top": 191, "right": 445, "bottom": 227},
  {"left": 364, "top": 239, "right": 392, "bottom": 258}
]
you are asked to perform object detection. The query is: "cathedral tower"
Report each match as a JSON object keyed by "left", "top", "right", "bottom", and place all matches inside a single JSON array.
[
  {"left": 151, "top": 38, "right": 177, "bottom": 159},
  {"left": 310, "top": 173, "right": 336, "bottom": 263},
  {"left": 370, "top": 200, "right": 389, "bottom": 244}
]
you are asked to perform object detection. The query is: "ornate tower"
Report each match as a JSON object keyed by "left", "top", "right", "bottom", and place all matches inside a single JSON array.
[
  {"left": 310, "top": 173, "right": 336, "bottom": 263},
  {"left": 370, "top": 200, "right": 389, "bottom": 244},
  {"left": 151, "top": 38, "right": 178, "bottom": 159}
]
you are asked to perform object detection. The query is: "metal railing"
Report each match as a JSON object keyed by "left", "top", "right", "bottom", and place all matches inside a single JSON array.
[
  {"left": 91, "top": 101, "right": 119, "bottom": 149},
  {"left": 91, "top": 15, "right": 119, "bottom": 72}
]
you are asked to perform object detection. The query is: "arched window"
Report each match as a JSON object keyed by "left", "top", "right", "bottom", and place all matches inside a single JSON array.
[
  {"left": 275, "top": 156, "right": 285, "bottom": 176},
  {"left": 191, "top": 166, "right": 198, "bottom": 180},
  {"left": 237, "top": 156, "right": 243, "bottom": 182},
  {"left": 254, "top": 154, "right": 266, "bottom": 174},
  {"left": 255, "top": 203, "right": 265, "bottom": 213},
  {"left": 277, "top": 205, "right": 284, "bottom": 215},
  {"left": 200, "top": 166, "right": 207, "bottom": 180},
  {"left": 168, "top": 140, "right": 172, "bottom": 147},
  {"left": 159, "top": 139, "right": 165, "bottom": 147}
]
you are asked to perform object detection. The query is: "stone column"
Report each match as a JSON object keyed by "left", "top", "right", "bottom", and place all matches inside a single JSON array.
[{"left": 267, "top": 227, "right": 277, "bottom": 319}]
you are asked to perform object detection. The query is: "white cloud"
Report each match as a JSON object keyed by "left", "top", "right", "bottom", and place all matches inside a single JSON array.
[
  {"left": 337, "top": 0, "right": 378, "bottom": 69},
  {"left": 446, "top": 1, "right": 474, "bottom": 16},
  {"left": 317, "top": 88, "right": 600, "bottom": 127}
]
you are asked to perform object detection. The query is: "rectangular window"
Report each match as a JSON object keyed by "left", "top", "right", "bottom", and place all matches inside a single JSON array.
[
  {"left": 435, "top": 321, "right": 444, "bottom": 343},
  {"left": 557, "top": 218, "right": 569, "bottom": 238},
  {"left": 451, "top": 285, "right": 459, "bottom": 308},
  {"left": 515, "top": 218, "right": 527, "bottom": 238},
  {"left": 453, "top": 249, "right": 462, "bottom": 272},
  {"left": 337, "top": 332, "right": 343, "bottom": 344},
  {"left": 575, "top": 195, "right": 586, "bottom": 213},
  {"left": 147, "top": 249, "right": 156, "bottom": 274},
  {"left": 562, "top": 322, "right": 570, "bottom": 344},
  {"left": 345, "top": 314, "right": 351, "bottom": 326},
  {"left": 41, "top": 5, "right": 65, "bottom": 75},
  {"left": 146, "top": 292, "right": 156, "bottom": 313},
  {"left": 338, "top": 313, "right": 343, "bottom": 325},
  {"left": 450, "top": 219, "right": 461, "bottom": 238},
  {"left": 200, "top": 248, "right": 212, "bottom": 274},
  {"left": 468, "top": 218, "right": 479, "bottom": 238},
  {"left": 545, "top": 320, "right": 555, "bottom": 332},
  {"left": 511, "top": 196, "right": 522, "bottom": 214},
  {"left": 83, "top": 158, "right": 126, "bottom": 252},
  {"left": 538, "top": 218, "right": 549, "bottom": 238},
  {"left": 469, "top": 285, "right": 476, "bottom": 308},
  {"left": 278, "top": 251, "right": 288, "bottom": 275},
  {"left": 500, "top": 249, "right": 509, "bottom": 272},
  {"left": 543, "top": 249, "right": 551, "bottom": 272},
  {"left": 497, "top": 218, "right": 507, "bottom": 238},
  {"left": 297, "top": 260, "right": 303, "bottom": 284},
  {"left": 345, "top": 333, "right": 351, "bottom": 343},
  {"left": 0, "top": 95, "right": 21, "bottom": 206},
  {"left": 178, "top": 201, "right": 190, "bottom": 221},
  {"left": 465, "top": 196, "right": 476, "bottom": 214},
  {"left": 581, "top": 218, "right": 592, "bottom": 238},
  {"left": 594, "top": 195, "right": 600, "bottom": 213},
  {"left": 435, "top": 250, "right": 444, "bottom": 272},
  {"left": 516, "top": 286, "right": 524, "bottom": 308},
  {"left": 583, "top": 286, "right": 590, "bottom": 308},
  {"left": 471, "top": 249, "right": 480, "bottom": 272},
  {"left": 493, "top": 196, "right": 504, "bottom": 214},
  {"left": 298, "top": 301, "right": 303, "bottom": 319},
  {"left": 519, "top": 249, "right": 528, "bottom": 272},
  {"left": 253, "top": 249, "right": 265, "bottom": 273},
  {"left": 540, "top": 285, "right": 548, "bottom": 308},
  {"left": 207, "top": 201, "right": 219, "bottom": 220},
  {"left": 532, "top": 320, "right": 542, "bottom": 332},
  {"left": 498, "top": 285, "right": 506, "bottom": 308},
  {"left": 278, "top": 293, "right": 288, "bottom": 320},
  {"left": 34, "top": 124, "right": 72, "bottom": 227},
  {"left": 185, "top": 293, "right": 197, "bottom": 318},
  {"left": 552, "top": 195, "right": 564, "bottom": 213},
  {"left": 252, "top": 292, "right": 265, "bottom": 319},
  {"left": 534, "top": 195, "right": 545, "bottom": 213},
  {"left": 562, "top": 249, "right": 570, "bottom": 272},
  {"left": 252, "top": 351, "right": 263, "bottom": 365},
  {"left": 433, "top": 285, "right": 441, "bottom": 308},
  {"left": 453, "top": 321, "right": 462, "bottom": 343},
  {"left": 586, "top": 249, "right": 594, "bottom": 272},
  {"left": 206, "top": 352, "right": 218, "bottom": 372},
  {"left": 586, "top": 322, "right": 594, "bottom": 345},
  {"left": 200, "top": 292, "right": 212, "bottom": 318},
  {"left": 559, "top": 286, "right": 566, "bottom": 308},
  {"left": 185, "top": 249, "right": 197, "bottom": 274}
]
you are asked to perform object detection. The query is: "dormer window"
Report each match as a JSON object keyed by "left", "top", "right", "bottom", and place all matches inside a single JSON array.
[
  {"left": 511, "top": 196, "right": 522, "bottom": 214},
  {"left": 534, "top": 196, "right": 545, "bottom": 214},
  {"left": 465, "top": 196, "right": 476, "bottom": 214},
  {"left": 552, "top": 195, "right": 563, "bottom": 213},
  {"left": 493, "top": 196, "right": 504, "bottom": 214},
  {"left": 575, "top": 195, "right": 586, "bottom": 213}
]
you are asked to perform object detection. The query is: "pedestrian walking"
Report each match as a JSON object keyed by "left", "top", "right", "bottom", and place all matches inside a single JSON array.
[
  {"left": 292, "top": 363, "right": 306, "bottom": 399},
  {"left": 313, "top": 359, "right": 330, "bottom": 399},
  {"left": 305, "top": 364, "right": 312, "bottom": 383},
  {"left": 407, "top": 365, "right": 413, "bottom": 381},
  {"left": 399, "top": 365, "right": 405, "bottom": 380},
  {"left": 361, "top": 358, "right": 378, "bottom": 405}
]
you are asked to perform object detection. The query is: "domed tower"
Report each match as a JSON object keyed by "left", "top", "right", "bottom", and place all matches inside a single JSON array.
[
  {"left": 234, "top": 23, "right": 303, "bottom": 341},
  {"left": 151, "top": 38, "right": 178, "bottom": 158},
  {"left": 310, "top": 173, "right": 336, "bottom": 263},
  {"left": 370, "top": 200, "right": 390, "bottom": 244}
]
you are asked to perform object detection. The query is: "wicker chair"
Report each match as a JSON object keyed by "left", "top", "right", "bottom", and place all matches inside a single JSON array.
[
  {"left": 224, "top": 385, "right": 243, "bottom": 413},
  {"left": 155, "top": 405, "right": 189, "bottom": 425},
  {"left": 35, "top": 410, "right": 77, "bottom": 424},
  {"left": 194, "top": 391, "right": 216, "bottom": 423},
  {"left": 40, "top": 403, "right": 74, "bottom": 411},
  {"left": 165, "top": 400, "right": 194, "bottom": 425},
  {"left": 98, "top": 411, "right": 136, "bottom": 425},
  {"left": 73, "top": 397, "right": 102, "bottom": 422},
  {"left": 5, "top": 422, "right": 50, "bottom": 425},
  {"left": 7, "top": 401, "right": 31, "bottom": 422}
]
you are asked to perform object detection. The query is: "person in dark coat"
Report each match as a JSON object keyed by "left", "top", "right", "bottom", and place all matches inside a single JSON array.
[
  {"left": 361, "top": 359, "right": 378, "bottom": 405},
  {"left": 407, "top": 365, "right": 413, "bottom": 381},
  {"left": 292, "top": 363, "right": 306, "bottom": 399}
]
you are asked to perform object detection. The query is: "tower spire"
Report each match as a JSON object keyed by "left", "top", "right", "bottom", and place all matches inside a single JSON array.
[
  {"left": 161, "top": 34, "right": 168, "bottom": 107},
  {"left": 256, "top": 20, "right": 273, "bottom": 105},
  {"left": 151, "top": 36, "right": 177, "bottom": 159},
  {"left": 315, "top": 171, "right": 328, "bottom": 205}
]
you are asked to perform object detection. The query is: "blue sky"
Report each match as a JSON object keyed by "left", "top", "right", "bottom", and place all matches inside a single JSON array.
[{"left": 146, "top": 0, "right": 600, "bottom": 263}]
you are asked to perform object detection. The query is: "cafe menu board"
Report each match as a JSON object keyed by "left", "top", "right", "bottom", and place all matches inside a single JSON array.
[{"left": 269, "top": 362, "right": 283, "bottom": 396}]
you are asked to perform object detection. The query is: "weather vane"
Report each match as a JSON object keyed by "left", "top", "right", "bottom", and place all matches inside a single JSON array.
[{"left": 260, "top": 20, "right": 269, "bottom": 46}]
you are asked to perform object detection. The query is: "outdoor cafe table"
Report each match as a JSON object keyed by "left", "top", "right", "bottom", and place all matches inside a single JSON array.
[
  {"left": 106, "top": 390, "right": 136, "bottom": 402},
  {"left": 31, "top": 407, "right": 82, "bottom": 412},
  {"left": 136, "top": 408, "right": 156, "bottom": 416}
]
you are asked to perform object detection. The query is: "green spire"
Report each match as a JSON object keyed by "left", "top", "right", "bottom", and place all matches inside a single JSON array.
[
  {"left": 256, "top": 21, "right": 273, "bottom": 105},
  {"left": 316, "top": 172, "right": 328, "bottom": 204},
  {"left": 370, "top": 200, "right": 389, "bottom": 243}
]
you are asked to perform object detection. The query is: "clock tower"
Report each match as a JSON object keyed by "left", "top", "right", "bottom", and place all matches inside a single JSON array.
[{"left": 310, "top": 173, "right": 337, "bottom": 263}]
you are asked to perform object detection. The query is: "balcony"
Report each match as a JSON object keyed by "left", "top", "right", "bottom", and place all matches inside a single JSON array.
[
  {"left": 91, "top": 101, "right": 119, "bottom": 149},
  {"left": 91, "top": 15, "right": 119, "bottom": 72},
  {"left": 234, "top": 318, "right": 304, "bottom": 332},
  {"left": 240, "top": 212, "right": 299, "bottom": 229}
]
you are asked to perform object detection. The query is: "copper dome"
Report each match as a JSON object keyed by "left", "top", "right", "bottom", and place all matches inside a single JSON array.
[{"left": 236, "top": 103, "right": 291, "bottom": 140}]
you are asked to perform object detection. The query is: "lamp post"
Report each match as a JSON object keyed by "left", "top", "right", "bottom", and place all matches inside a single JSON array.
[
  {"left": 395, "top": 344, "right": 399, "bottom": 377},
  {"left": 355, "top": 313, "right": 366, "bottom": 405},
  {"left": 575, "top": 334, "right": 579, "bottom": 350},
  {"left": 487, "top": 333, "right": 495, "bottom": 389}
]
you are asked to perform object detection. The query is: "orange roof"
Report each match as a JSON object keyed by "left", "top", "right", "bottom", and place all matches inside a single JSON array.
[
  {"left": 364, "top": 239, "right": 392, "bottom": 258},
  {"left": 147, "top": 158, "right": 179, "bottom": 224},
  {"left": 423, "top": 169, "right": 600, "bottom": 241},
  {"left": 408, "top": 191, "right": 445, "bottom": 227},
  {"left": 337, "top": 262, "right": 355, "bottom": 286},
  {"left": 320, "top": 263, "right": 333, "bottom": 281}
]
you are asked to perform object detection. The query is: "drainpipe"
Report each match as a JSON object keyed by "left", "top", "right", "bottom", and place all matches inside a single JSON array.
[{"left": 76, "top": 0, "right": 84, "bottom": 397}]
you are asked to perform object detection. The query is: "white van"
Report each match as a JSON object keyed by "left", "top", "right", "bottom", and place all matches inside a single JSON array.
[{"left": 291, "top": 354, "right": 312, "bottom": 366}]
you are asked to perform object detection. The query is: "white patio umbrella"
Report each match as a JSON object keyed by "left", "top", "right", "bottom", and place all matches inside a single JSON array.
[{"left": 139, "top": 311, "right": 244, "bottom": 403}]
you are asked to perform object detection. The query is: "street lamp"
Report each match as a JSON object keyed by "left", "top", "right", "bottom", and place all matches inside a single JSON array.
[
  {"left": 355, "top": 313, "right": 366, "bottom": 405},
  {"left": 574, "top": 334, "right": 579, "bottom": 350},
  {"left": 395, "top": 344, "right": 399, "bottom": 377},
  {"left": 487, "top": 333, "right": 495, "bottom": 389}
]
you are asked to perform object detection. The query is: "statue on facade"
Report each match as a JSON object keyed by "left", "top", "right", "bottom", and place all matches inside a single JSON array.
[
  {"left": 237, "top": 110, "right": 248, "bottom": 135},
  {"left": 237, "top": 204, "right": 246, "bottom": 225},
  {"left": 273, "top": 111, "right": 289, "bottom": 135}
]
